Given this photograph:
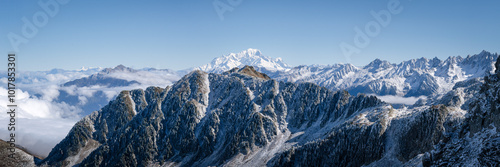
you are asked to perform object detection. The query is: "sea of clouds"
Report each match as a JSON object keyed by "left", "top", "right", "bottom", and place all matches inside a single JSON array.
[{"left": 0, "top": 68, "right": 180, "bottom": 157}]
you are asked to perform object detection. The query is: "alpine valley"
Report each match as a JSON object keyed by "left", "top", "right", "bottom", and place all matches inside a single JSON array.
[{"left": 5, "top": 49, "right": 500, "bottom": 166}]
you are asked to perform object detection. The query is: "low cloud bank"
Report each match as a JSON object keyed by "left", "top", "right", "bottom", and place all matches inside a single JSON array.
[{"left": 372, "top": 94, "right": 426, "bottom": 105}]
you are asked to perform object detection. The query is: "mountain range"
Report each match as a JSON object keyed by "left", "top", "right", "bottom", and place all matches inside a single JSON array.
[
  {"left": 39, "top": 55, "right": 500, "bottom": 166},
  {"left": 2, "top": 48, "right": 499, "bottom": 166},
  {"left": 53, "top": 49, "right": 499, "bottom": 116},
  {"left": 265, "top": 50, "right": 496, "bottom": 98},
  {"left": 94, "top": 49, "right": 498, "bottom": 99}
]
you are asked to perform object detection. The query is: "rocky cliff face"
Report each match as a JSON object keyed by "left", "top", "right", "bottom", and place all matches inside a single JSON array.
[
  {"left": 269, "top": 104, "right": 455, "bottom": 167},
  {"left": 39, "top": 87, "right": 164, "bottom": 166}
]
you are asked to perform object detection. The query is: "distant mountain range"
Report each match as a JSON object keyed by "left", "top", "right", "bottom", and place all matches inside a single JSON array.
[
  {"left": 275, "top": 50, "right": 496, "bottom": 98},
  {"left": 54, "top": 49, "right": 498, "bottom": 114},
  {"left": 199, "top": 49, "right": 496, "bottom": 98}
]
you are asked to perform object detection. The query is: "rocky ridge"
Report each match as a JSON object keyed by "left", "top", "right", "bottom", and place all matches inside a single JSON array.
[{"left": 40, "top": 66, "right": 388, "bottom": 166}]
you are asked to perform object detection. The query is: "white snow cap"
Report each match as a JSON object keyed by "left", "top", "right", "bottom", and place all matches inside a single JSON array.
[{"left": 197, "top": 48, "right": 290, "bottom": 73}]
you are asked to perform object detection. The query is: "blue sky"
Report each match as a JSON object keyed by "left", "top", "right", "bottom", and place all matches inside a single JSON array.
[{"left": 1, "top": 0, "right": 499, "bottom": 71}]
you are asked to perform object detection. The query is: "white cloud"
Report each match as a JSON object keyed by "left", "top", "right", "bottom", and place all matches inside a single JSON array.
[
  {"left": 372, "top": 94, "right": 427, "bottom": 105},
  {"left": 0, "top": 88, "right": 81, "bottom": 119},
  {"left": 78, "top": 96, "right": 88, "bottom": 105},
  {"left": 103, "top": 90, "right": 119, "bottom": 102},
  {"left": 0, "top": 117, "right": 77, "bottom": 157},
  {"left": 108, "top": 71, "right": 180, "bottom": 88},
  {"left": 60, "top": 85, "right": 77, "bottom": 96},
  {"left": 0, "top": 87, "right": 82, "bottom": 157},
  {"left": 41, "top": 85, "right": 60, "bottom": 101},
  {"left": 76, "top": 86, "right": 99, "bottom": 97},
  {"left": 0, "top": 68, "right": 180, "bottom": 158},
  {"left": 46, "top": 73, "right": 72, "bottom": 83}
]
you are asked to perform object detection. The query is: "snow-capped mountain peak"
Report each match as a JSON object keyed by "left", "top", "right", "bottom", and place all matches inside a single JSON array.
[
  {"left": 363, "top": 58, "right": 393, "bottom": 72},
  {"left": 196, "top": 48, "right": 290, "bottom": 73}
]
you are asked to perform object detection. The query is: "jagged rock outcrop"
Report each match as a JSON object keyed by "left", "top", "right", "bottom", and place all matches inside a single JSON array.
[
  {"left": 39, "top": 87, "right": 164, "bottom": 166},
  {"left": 424, "top": 56, "right": 500, "bottom": 166},
  {"left": 395, "top": 105, "right": 449, "bottom": 162},
  {"left": 268, "top": 120, "right": 388, "bottom": 167},
  {"left": 269, "top": 104, "right": 455, "bottom": 167},
  {"left": 223, "top": 65, "right": 271, "bottom": 80},
  {"left": 433, "top": 77, "right": 484, "bottom": 109}
]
